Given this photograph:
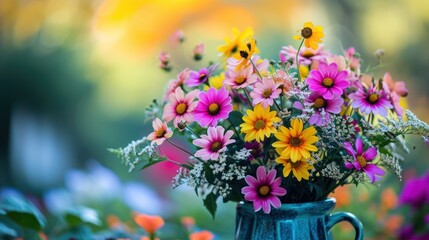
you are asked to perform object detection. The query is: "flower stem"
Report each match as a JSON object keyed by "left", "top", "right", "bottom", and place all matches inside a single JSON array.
[
  {"left": 242, "top": 88, "right": 254, "bottom": 109},
  {"left": 274, "top": 100, "right": 282, "bottom": 112},
  {"left": 166, "top": 139, "right": 194, "bottom": 157},
  {"left": 250, "top": 59, "right": 263, "bottom": 80},
  {"left": 186, "top": 126, "right": 199, "bottom": 137},
  {"left": 227, "top": 118, "right": 242, "bottom": 139},
  {"left": 296, "top": 39, "right": 304, "bottom": 82}
]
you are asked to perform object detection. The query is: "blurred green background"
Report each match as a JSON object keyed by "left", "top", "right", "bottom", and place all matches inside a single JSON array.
[{"left": 1, "top": 0, "right": 428, "bottom": 239}]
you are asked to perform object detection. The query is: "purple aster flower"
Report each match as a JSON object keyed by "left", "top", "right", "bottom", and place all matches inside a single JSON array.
[
  {"left": 306, "top": 92, "right": 344, "bottom": 126},
  {"left": 343, "top": 137, "right": 385, "bottom": 183},
  {"left": 185, "top": 65, "right": 217, "bottom": 87},
  {"left": 241, "top": 166, "right": 287, "bottom": 214},
  {"left": 399, "top": 173, "right": 429, "bottom": 208},
  {"left": 244, "top": 140, "right": 263, "bottom": 160},
  {"left": 193, "top": 87, "right": 233, "bottom": 127},
  {"left": 193, "top": 126, "right": 235, "bottom": 161},
  {"left": 306, "top": 62, "right": 349, "bottom": 99},
  {"left": 349, "top": 85, "right": 393, "bottom": 117}
]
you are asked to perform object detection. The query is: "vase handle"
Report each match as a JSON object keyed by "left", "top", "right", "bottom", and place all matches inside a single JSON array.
[{"left": 326, "top": 212, "right": 363, "bottom": 240}]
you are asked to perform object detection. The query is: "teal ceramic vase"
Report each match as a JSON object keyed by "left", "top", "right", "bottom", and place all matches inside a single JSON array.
[{"left": 235, "top": 198, "right": 363, "bottom": 240}]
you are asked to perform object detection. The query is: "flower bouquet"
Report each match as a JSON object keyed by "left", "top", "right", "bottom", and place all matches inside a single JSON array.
[{"left": 112, "top": 22, "right": 429, "bottom": 238}]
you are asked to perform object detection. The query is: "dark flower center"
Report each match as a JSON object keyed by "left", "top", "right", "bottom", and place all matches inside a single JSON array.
[
  {"left": 290, "top": 160, "right": 302, "bottom": 168},
  {"left": 208, "top": 103, "right": 220, "bottom": 115},
  {"left": 231, "top": 45, "right": 238, "bottom": 53},
  {"left": 322, "top": 78, "right": 334, "bottom": 87},
  {"left": 367, "top": 93, "right": 379, "bottom": 104},
  {"left": 235, "top": 76, "right": 247, "bottom": 85},
  {"left": 357, "top": 155, "right": 367, "bottom": 168},
  {"left": 258, "top": 185, "right": 270, "bottom": 196},
  {"left": 254, "top": 119, "right": 266, "bottom": 130},
  {"left": 210, "top": 141, "right": 222, "bottom": 152},
  {"left": 176, "top": 103, "right": 187, "bottom": 115},
  {"left": 302, "top": 49, "right": 315, "bottom": 58},
  {"left": 199, "top": 73, "right": 207, "bottom": 82},
  {"left": 290, "top": 137, "right": 302, "bottom": 147},
  {"left": 262, "top": 89, "right": 273, "bottom": 98},
  {"left": 313, "top": 97, "right": 326, "bottom": 109},
  {"left": 301, "top": 27, "right": 313, "bottom": 38},
  {"left": 155, "top": 129, "right": 166, "bottom": 138}
]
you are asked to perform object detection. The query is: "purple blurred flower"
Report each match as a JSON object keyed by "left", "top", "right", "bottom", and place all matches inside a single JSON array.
[{"left": 399, "top": 173, "right": 429, "bottom": 208}]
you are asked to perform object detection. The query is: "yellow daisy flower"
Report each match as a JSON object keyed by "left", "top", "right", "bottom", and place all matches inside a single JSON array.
[
  {"left": 209, "top": 73, "right": 225, "bottom": 90},
  {"left": 218, "top": 27, "right": 257, "bottom": 60},
  {"left": 293, "top": 22, "right": 324, "bottom": 50},
  {"left": 240, "top": 104, "right": 281, "bottom": 142},
  {"left": 275, "top": 156, "right": 313, "bottom": 181},
  {"left": 272, "top": 118, "right": 319, "bottom": 162}
]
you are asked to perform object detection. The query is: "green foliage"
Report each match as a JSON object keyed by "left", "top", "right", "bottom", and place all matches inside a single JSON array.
[
  {"left": 203, "top": 193, "right": 218, "bottom": 219},
  {"left": 0, "top": 196, "right": 46, "bottom": 231},
  {"left": 64, "top": 207, "right": 102, "bottom": 228}
]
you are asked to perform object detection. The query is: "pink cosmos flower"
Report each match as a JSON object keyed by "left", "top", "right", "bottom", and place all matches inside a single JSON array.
[
  {"left": 147, "top": 118, "right": 173, "bottom": 145},
  {"left": 193, "top": 43, "right": 205, "bottom": 61},
  {"left": 193, "top": 87, "right": 233, "bottom": 127},
  {"left": 251, "top": 55, "right": 270, "bottom": 73},
  {"left": 224, "top": 64, "right": 258, "bottom": 89},
  {"left": 164, "top": 68, "right": 190, "bottom": 101},
  {"left": 169, "top": 29, "right": 185, "bottom": 46},
  {"left": 241, "top": 166, "right": 287, "bottom": 214},
  {"left": 163, "top": 87, "right": 199, "bottom": 127},
  {"left": 305, "top": 93, "right": 344, "bottom": 126},
  {"left": 279, "top": 45, "right": 329, "bottom": 66},
  {"left": 273, "top": 69, "right": 294, "bottom": 94},
  {"left": 193, "top": 126, "right": 235, "bottom": 160},
  {"left": 343, "top": 137, "right": 385, "bottom": 183},
  {"left": 383, "top": 72, "right": 408, "bottom": 97},
  {"left": 349, "top": 85, "right": 393, "bottom": 117},
  {"left": 249, "top": 77, "right": 282, "bottom": 108},
  {"left": 345, "top": 47, "right": 361, "bottom": 72},
  {"left": 307, "top": 62, "right": 349, "bottom": 99},
  {"left": 185, "top": 65, "right": 217, "bottom": 87}
]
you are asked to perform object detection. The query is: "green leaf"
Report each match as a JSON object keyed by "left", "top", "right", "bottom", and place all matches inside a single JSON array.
[
  {"left": 203, "top": 192, "right": 218, "bottom": 219},
  {"left": 0, "top": 196, "right": 46, "bottom": 231},
  {"left": 203, "top": 163, "right": 215, "bottom": 184},
  {"left": 229, "top": 111, "right": 244, "bottom": 126},
  {"left": 0, "top": 222, "right": 17, "bottom": 237},
  {"left": 64, "top": 207, "right": 101, "bottom": 227}
]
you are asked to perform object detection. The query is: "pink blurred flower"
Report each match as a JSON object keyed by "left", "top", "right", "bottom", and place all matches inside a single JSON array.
[
  {"left": 224, "top": 64, "right": 258, "bottom": 89},
  {"left": 169, "top": 30, "right": 185, "bottom": 46},
  {"left": 307, "top": 62, "right": 349, "bottom": 99},
  {"left": 249, "top": 77, "right": 282, "bottom": 108},
  {"left": 343, "top": 138, "right": 385, "bottom": 183},
  {"left": 349, "top": 85, "right": 393, "bottom": 117},
  {"left": 279, "top": 45, "right": 329, "bottom": 66},
  {"left": 383, "top": 72, "right": 408, "bottom": 97},
  {"left": 193, "top": 43, "right": 205, "bottom": 61},
  {"left": 252, "top": 55, "right": 270, "bottom": 73},
  {"left": 273, "top": 69, "right": 294, "bottom": 94},
  {"left": 147, "top": 118, "right": 173, "bottom": 145},
  {"left": 164, "top": 68, "right": 190, "bottom": 100},
  {"left": 159, "top": 51, "right": 172, "bottom": 71},
  {"left": 345, "top": 47, "right": 361, "bottom": 72},
  {"left": 241, "top": 166, "right": 287, "bottom": 214},
  {"left": 163, "top": 88, "right": 199, "bottom": 127},
  {"left": 193, "top": 87, "right": 232, "bottom": 127},
  {"left": 193, "top": 126, "right": 235, "bottom": 160}
]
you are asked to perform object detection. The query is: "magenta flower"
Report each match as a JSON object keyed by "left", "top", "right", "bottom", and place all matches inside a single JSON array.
[
  {"left": 185, "top": 65, "right": 217, "bottom": 87},
  {"left": 224, "top": 64, "right": 258, "bottom": 89},
  {"left": 306, "top": 93, "right": 344, "bottom": 126},
  {"left": 193, "top": 87, "right": 232, "bottom": 127},
  {"left": 306, "top": 62, "right": 349, "bottom": 99},
  {"left": 349, "top": 85, "right": 393, "bottom": 117},
  {"left": 193, "top": 126, "right": 235, "bottom": 160},
  {"left": 244, "top": 140, "right": 263, "bottom": 160},
  {"left": 343, "top": 138, "right": 385, "bottom": 183},
  {"left": 241, "top": 166, "right": 287, "bottom": 214},
  {"left": 249, "top": 77, "right": 282, "bottom": 108},
  {"left": 163, "top": 87, "right": 199, "bottom": 127}
]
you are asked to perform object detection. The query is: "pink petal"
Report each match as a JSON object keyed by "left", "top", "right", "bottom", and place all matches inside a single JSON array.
[
  {"left": 245, "top": 176, "right": 259, "bottom": 187},
  {"left": 345, "top": 162, "right": 355, "bottom": 169},
  {"left": 261, "top": 200, "right": 271, "bottom": 214},
  {"left": 268, "top": 196, "right": 282, "bottom": 209},
  {"left": 256, "top": 166, "right": 267, "bottom": 181},
  {"left": 363, "top": 147, "right": 377, "bottom": 161},
  {"left": 355, "top": 138, "right": 363, "bottom": 155}
]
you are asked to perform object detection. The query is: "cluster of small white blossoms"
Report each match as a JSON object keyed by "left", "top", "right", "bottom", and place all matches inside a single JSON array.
[
  {"left": 113, "top": 137, "right": 159, "bottom": 172},
  {"left": 368, "top": 110, "right": 429, "bottom": 139},
  {"left": 320, "top": 162, "right": 345, "bottom": 180},
  {"left": 380, "top": 153, "right": 403, "bottom": 180},
  {"left": 234, "top": 148, "right": 252, "bottom": 161},
  {"left": 318, "top": 115, "right": 358, "bottom": 149}
]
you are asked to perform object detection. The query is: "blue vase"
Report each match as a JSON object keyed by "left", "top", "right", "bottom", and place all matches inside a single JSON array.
[{"left": 235, "top": 198, "right": 363, "bottom": 240}]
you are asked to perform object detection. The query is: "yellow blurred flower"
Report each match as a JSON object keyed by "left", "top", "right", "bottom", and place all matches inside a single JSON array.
[
  {"left": 209, "top": 73, "right": 225, "bottom": 90},
  {"left": 218, "top": 27, "right": 255, "bottom": 60},
  {"left": 294, "top": 22, "right": 324, "bottom": 50},
  {"left": 299, "top": 65, "right": 309, "bottom": 79}
]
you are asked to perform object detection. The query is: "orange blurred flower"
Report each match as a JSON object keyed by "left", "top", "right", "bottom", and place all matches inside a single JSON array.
[
  {"left": 107, "top": 214, "right": 122, "bottom": 228},
  {"left": 181, "top": 216, "right": 196, "bottom": 229},
  {"left": 383, "top": 214, "right": 403, "bottom": 233},
  {"left": 141, "top": 237, "right": 159, "bottom": 240},
  {"left": 330, "top": 185, "right": 351, "bottom": 208},
  {"left": 381, "top": 188, "right": 398, "bottom": 210},
  {"left": 134, "top": 214, "right": 165, "bottom": 235},
  {"left": 190, "top": 230, "right": 215, "bottom": 240}
]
